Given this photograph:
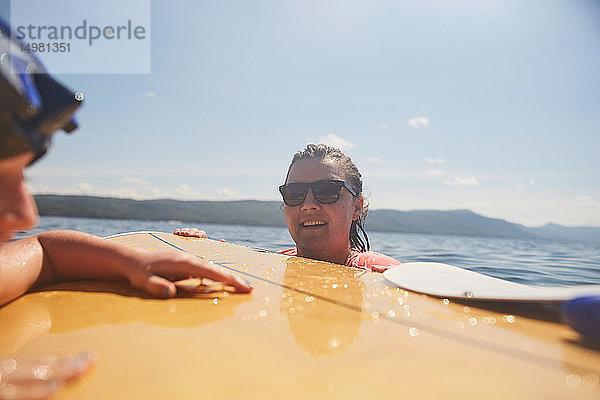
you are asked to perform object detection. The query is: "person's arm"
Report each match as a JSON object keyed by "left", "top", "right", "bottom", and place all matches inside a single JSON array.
[{"left": 0, "top": 230, "right": 251, "bottom": 306}]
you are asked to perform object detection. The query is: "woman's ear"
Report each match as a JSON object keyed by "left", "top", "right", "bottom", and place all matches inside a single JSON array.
[{"left": 352, "top": 196, "right": 363, "bottom": 220}]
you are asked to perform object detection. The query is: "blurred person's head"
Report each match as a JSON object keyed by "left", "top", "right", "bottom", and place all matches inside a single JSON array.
[{"left": 0, "top": 18, "right": 82, "bottom": 241}]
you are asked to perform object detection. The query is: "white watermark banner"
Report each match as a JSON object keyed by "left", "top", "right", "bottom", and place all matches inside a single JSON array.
[{"left": 10, "top": 0, "right": 150, "bottom": 73}]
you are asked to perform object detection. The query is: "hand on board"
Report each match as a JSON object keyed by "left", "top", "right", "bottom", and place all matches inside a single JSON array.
[
  {"left": 0, "top": 352, "right": 94, "bottom": 400},
  {"left": 173, "top": 228, "right": 207, "bottom": 238},
  {"left": 370, "top": 265, "right": 392, "bottom": 273},
  {"left": 126, "top": 250, "right": 252, "bottom": 296},
  {"left": 0, "top": 230, "right": 251, "bottom": 307}
]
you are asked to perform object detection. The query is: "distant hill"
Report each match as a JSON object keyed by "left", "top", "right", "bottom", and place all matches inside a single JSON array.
[
  {"left": 526, "top": 223, "right": 600, "bottom": 244},
  {"left": 364, "top": 209, "right": 532, "bottom": 239},
  {"left": 34, "top": 195, "right": 600, "bottom": 244},
  {"left": 34, "top": 195, "right": 284, "bottom": 227}
]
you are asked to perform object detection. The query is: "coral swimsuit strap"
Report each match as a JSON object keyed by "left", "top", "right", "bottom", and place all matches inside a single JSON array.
[{"left": 280, "top": 248, "right": 401, "bottom": 271}]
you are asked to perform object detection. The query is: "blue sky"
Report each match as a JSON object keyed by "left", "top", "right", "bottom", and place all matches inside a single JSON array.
[{"left": 4, "top": 0, "right": 600, "bottom": 227}]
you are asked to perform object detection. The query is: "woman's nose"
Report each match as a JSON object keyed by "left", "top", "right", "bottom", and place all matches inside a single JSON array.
[{"left": 300, "top": 188, "right": 321, "bottom": 211}]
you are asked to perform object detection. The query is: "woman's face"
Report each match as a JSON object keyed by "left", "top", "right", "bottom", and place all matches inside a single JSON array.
[
  {"left": 0, "top": 152, "right": 38, "bottom": 242},
  {"left": 283, "top": 158, "right": 362, "bottom": 263}
]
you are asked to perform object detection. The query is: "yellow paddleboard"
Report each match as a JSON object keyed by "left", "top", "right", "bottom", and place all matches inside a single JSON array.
[{"left": 1, "top": 232, "right": 599, "bottom": 399}]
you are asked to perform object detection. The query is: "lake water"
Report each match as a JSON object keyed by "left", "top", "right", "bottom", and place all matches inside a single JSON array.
[{"left": 16, "top": 216, "right": 600, "bottom": 287}]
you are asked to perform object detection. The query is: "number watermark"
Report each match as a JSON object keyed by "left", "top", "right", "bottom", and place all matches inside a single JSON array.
[{"left": 10, "top": 0, "right": 150, "bottom": 73}]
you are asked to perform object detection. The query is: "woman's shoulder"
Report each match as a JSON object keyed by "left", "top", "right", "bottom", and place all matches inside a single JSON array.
[
  {"left": 279, "top": 247, "right": 400, "bottom": 272},
  {"left": 349, "top": 250, "right": 402, "bottom": 271}
]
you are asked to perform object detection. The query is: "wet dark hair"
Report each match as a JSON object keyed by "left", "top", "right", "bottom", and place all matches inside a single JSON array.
[{"left": 284, "top": 143, "right": 370, "bottom": 252}]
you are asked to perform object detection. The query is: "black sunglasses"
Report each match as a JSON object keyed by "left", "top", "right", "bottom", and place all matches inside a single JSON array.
[{"left": 278, "top": 179, "right": 358, "bottom": 207}]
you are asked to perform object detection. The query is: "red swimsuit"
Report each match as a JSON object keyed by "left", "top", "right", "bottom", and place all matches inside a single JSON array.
[{"left": 280, "top": 248, "right": 401, "bottom": 272}]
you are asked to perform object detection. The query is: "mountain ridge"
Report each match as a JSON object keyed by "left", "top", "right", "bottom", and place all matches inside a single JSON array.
[{"left": 33, "top": 195, "right": 600, "bottom": 244}]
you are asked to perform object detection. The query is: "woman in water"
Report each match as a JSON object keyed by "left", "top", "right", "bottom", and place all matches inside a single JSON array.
[
  {"left": 278, "top": 144, "right": 400, "bottom": 272},
  {"left": 176, "top": 144, "right": 401, "bottom": 272}
]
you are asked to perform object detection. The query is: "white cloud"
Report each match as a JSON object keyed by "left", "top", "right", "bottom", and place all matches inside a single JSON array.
[
  {"left": 317, "top": 134, "right": 355, "bottom": 152},
  {"left": 76, "top": 182, "right": 94, "bottom": 193},
  {"left": 408, "top": 116, "right": 430, "bottom": 128},
  {"left": 427, "top": 169, "right": 445, "bottom": 176},
  {"left": 517, "top": 178, "right": 536, "bottom": 188},
  {"left": 120, "top": 177, "right": 160, "bottom": 197},
  {"left": 443, "top": 176, "right": 479, "bottom": 186},
  {"left": 109, "top": 188, "right": 145, "bottom": 199},
  {"left": 123, "top": 176, "right": 149, "bottom": 185},
  {"left": 425, "top": 157, "right": 445, "bottom": 164},
  {"left": 146, "top": 186, "right": 160, "bottom": 196},
  {"left": 28, "top": 165, "right": 282, "bottom": 179},
  {"left": 175, "top": 184, "right": 203, "bottom": 200},
  {"left": 380, "top": 123, "right": 389, "bottom": 130},
  {"left": 147, "top": 91, "right": 157, "bottom": 97},
  {"left": 577, "top": 195, "right": 600, "bottom": 208},
  {"left": 45, "top": 184, "right": 157, "bottom": 200},
  {"left": 570, "top": 195, "right": 600, "bottom": 226},
  {"left": 211, "top": 187, "right": 240, "bottom": 200}
]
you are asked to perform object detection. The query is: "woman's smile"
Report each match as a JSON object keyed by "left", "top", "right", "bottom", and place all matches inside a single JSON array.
[{"left": 301, "top": 220, "right": 327, "bottom": 228}]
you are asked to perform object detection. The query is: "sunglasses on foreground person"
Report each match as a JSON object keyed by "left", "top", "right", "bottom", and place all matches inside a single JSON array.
[{"left": 0, "top": 18, "right": 251, "bottom": 399}]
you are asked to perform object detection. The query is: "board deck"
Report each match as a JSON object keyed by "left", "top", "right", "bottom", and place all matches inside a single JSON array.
[
  {"left": 1, "top": 232, "right": 599, "bottom": 399},
  {"left": 384, "top": 262, "right": 600, "bottom": 302}
]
